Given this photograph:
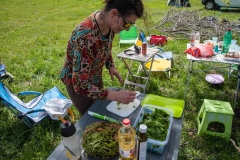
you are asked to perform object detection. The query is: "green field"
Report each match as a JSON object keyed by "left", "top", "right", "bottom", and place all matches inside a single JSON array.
[{"left": 0, "top": 0, "right": 240, "bottom": 159}]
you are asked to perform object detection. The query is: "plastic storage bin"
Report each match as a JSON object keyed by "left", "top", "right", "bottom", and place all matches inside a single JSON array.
[{"left": 133, "top": 104, "right": 173, "bottom": 154}]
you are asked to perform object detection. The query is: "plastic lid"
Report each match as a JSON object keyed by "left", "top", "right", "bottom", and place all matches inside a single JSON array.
[
  {"left": 227, "top": 28, "right": 231, "bottom": 31},
  {"left": 60, "top": 121, "right": 76, "bottom": 137},
  {"left": 123, "top": 118, "right": 130, "bottom": 125},
  {"left": 139, "top": 124, "right": 147, "bottom": 133}
]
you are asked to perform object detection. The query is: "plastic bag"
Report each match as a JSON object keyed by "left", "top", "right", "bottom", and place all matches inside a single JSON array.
[
  {"left": 184, "top": 47, "right": 201, "bottom": 57},
  {"left": 184, "top": 44, "right": 214, "bottom": 58},
  {"left": 197, "top": 44, "right": 214, "bottom": 57}
]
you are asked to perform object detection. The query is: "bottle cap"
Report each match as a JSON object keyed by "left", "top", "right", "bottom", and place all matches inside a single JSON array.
[
  {"left": 139, "top": 124, "right": 147, "bottom": 133},
  {"left": 60, "top": 121, "right": 76, "bottom": 137},
  {"left": 123, "top": 118, "right": 130, "bottom": 125}
]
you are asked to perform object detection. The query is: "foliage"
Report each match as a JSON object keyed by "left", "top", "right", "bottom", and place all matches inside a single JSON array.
[
  {"left": 0, "top": 0, "right": 240, "bottom": 160},
  {"left": 82, "top": 122, "right": 121, "bottom": 159},
  {"left": 141, "top": 108, "right": 169, "bottom": 141}
]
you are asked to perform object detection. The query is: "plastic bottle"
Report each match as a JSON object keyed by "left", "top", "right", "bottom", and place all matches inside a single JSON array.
[
  {"left": 194, "top": 32, "right": 200, "bottom": 46},
  {"left": 222, "top": 28, "right": 232, "bottom": 54},
  {"left": 214, "top": 44, "right": 219, "bottom": 53},
  {"left": 118, "top": 118, "right": 136, "bottom": 160},
  {"left": 60, "top": 121, "right": 81, "bottom": 160},
  {"left": 137, "top": 124, "right": 148, "bottom": 160},
  {"left": 190, "top": 33, "right": 195, "bottom": 47}
]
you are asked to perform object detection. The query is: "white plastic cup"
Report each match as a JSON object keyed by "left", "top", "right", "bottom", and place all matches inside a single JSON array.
[
  {"left": 212, "top": 37, "right": 218, "bottom": 43},
  {"left": 234, "top": 45, "right": 239, "bottom": 53},
  {"left": 187, "top": 43, "right": 190, "bottom": 49},
  {"left": 231, "top": 40, "right": 237, "bottom": 45}
]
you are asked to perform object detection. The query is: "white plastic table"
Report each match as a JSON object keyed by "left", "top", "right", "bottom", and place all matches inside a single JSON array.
[{"left": 185, "top": 53, "right": 240, "bottom": 110}]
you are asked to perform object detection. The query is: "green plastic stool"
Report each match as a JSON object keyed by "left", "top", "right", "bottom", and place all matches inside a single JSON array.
[{"left": 196, "top": 99, "right": 234, "bottom": 139}]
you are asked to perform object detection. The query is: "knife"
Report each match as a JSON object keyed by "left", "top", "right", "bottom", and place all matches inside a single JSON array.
[{"left": 88, "top": 111, "right": 119, "bottom": 123}]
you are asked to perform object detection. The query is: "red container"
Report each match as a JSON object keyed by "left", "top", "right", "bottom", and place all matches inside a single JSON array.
[
  {"left": 142, "top": 42, "right": 147, "bottom": 55},
  {"left": 150, "top": 35, "right": 167, "bottom": 46}
]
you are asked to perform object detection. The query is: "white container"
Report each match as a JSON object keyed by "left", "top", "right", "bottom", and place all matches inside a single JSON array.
[
  {"left": 133, "top": 105, "right": 173, "bottom": 154},
  {"left": 212, "top": 37, "right": 218, "bottom": 43},
  {"left": 60, "top": 121, "right": 81, "bottom": 160},
  {"left": 195, "top": 32, "right": 200, "bottom": 46}
]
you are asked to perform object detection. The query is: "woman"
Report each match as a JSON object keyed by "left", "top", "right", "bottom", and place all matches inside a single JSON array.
[{"left": 60, "top": 0, "right": 144, "bottom": 115}]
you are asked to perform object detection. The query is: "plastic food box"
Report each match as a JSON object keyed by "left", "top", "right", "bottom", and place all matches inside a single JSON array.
[{"left": 133, "top": 104, "right": 173, "bottom": 154}]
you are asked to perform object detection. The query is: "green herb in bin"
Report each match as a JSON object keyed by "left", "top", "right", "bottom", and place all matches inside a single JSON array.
[{"left": 139, "top": 108, "right": 170, "bottom": 141}]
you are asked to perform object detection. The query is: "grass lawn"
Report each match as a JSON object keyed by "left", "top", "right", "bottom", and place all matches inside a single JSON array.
[{"left": 0, "top": 0, "right": 240, "bottom": 159}]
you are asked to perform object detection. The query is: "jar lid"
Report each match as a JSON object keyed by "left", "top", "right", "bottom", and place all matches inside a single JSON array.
[
  {"left": 123, "top": 118, "right": 130, "bottom": 125},
  {"left": 139, "top": 124, "right": 147, "bottom": 133}
]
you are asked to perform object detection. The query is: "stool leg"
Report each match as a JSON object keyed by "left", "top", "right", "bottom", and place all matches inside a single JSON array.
[
  {"left": 197, "top": 110, "right": 209, "bottom": 135},
  {"left": 196, "top": 104, "right": 205, "bottom": 135}
]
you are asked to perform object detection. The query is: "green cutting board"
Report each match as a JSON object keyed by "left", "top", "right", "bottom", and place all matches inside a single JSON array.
[{"left": 141, "top": 94, "right": 185, "bottom": 118}]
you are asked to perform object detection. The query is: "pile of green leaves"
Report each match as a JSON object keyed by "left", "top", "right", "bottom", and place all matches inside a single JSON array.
[
  {"left": 141, "top": 108, "right": 170, "bottom": 141},
  {"left": 82, "top": 121, "right": 121, "bottom": 159}
]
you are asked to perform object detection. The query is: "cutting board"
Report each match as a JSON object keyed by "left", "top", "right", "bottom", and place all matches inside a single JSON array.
[{"left": 106, "top": 99, "right": 140, "bottom": 117}]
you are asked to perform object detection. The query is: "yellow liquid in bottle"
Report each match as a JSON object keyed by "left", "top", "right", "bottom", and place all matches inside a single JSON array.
[{"left": 118, "top": 126, "right": 136, "bottom": 160}]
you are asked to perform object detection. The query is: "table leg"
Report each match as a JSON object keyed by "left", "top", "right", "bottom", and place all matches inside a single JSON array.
[
  {"left": 184, "top": 60, "right": 194, "bottom": 99},
  {"left": 122, "top": 58, "right": 147, "bottom": 92},
  {"left": 122, "top": 58, "right": 134, "bottom": 78},
  {"left": 228, "top": 64, "right": 232, "bottom": 81},
  {"left": 233, "top": 65, "right": 240, "bottom": 111}
]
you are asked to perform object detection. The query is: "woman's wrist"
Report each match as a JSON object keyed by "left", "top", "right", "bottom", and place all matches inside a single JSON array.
[{"left": 107, "top": 90, "right": 117, "bottom": 101}]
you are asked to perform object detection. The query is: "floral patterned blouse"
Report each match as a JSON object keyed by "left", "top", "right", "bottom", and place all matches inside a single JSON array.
[{"left": 60, "top": 11, "right": 115, "bottom": 100}]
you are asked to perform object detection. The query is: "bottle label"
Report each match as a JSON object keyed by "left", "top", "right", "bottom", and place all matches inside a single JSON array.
[
  {"left": 119, "top": 146, "right": 136, "bottom": 159},
  {"left": 62, "top": 133, "right": 81, "bottom": 160},
  {"left": 138, "top": 142, "right": 147, "bottom": 160}
]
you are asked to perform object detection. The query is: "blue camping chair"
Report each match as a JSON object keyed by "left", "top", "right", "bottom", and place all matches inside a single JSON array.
[
  {"left": 0, "top": 82, "right": 72, "bottom": 127},
  {"left": 0, "top": 63, "right": 14, "bottom": 83},
  {"left": 0, "top": 64, "right": 72, "bottom": 127}
]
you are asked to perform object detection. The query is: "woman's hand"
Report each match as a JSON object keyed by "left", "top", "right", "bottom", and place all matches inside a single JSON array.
[
  {"left": 107, "top": 90, "right": 136, "bottom": 104},
  {"left": 109, "top": 67, "right": 124, "bottom": 84}
]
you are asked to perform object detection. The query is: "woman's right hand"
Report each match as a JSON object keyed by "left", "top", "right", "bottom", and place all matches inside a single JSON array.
[{"left": 107, "top": 90, "right": 136, "bottom": 104}]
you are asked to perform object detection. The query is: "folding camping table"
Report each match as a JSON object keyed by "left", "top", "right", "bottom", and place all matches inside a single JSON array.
[
  {"left": 117, "top": 46, "right": 160, "bottom": 93},
  {"left": 47, "top": 88, "right": 184, "bottom": 160},
  {"left": 185, "top": 53, "right": 240, "bottom": 110}
]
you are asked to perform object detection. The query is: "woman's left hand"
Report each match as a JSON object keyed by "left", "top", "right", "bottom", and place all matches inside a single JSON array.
[{"left": 109, "top": 67, "right": 124, "bottom": 84}]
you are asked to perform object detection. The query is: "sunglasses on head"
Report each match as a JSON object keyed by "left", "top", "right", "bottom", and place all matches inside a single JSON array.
[{"left": 118, "top": 13, "right": 135, "bottom": 28}]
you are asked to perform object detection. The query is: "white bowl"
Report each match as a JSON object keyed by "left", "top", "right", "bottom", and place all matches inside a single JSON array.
[{"left": 203, "top": 40, "right": 216, "bottom": 47}]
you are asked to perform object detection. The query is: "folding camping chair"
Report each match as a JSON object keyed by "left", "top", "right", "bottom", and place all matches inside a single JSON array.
[
  {"left": 0, "top": 63, "right": 14, "bottom": 83},
  {"left": 119, "top": 25, "right": 138, "bottom": 47},
  {"left": 137, "top": 31, "right": 173, "bottom": 78},
  {"left": 0, "top": 64, "right": 72, "bottom": 127},
  {"left": 0, "top": 82, "right": 72, "bottom": 127}
]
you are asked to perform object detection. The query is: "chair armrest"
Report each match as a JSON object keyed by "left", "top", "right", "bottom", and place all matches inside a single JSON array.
[{"left": 17, "top": 91, "right": 42, "bottom": 96}]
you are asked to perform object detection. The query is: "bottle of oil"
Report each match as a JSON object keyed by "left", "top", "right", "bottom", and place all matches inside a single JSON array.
[
  {"left": 118, "top": 118, "right": 136, "bottom": 160},
  {"left": 137, "top": 124, "right": 148, "bottom": 160}
]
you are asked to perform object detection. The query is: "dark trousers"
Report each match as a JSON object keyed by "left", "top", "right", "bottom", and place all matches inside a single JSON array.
[{"left": 66, "top": 80, "right": 103, "bottom": 116}]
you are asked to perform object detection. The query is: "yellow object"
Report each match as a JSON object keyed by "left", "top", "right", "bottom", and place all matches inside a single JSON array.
[
  {"left": 58, "top": 116, "right": 67, "bottom": 123},
  {"left": 135, "top": 38, "right": 142, "bottom": 47},
  {"left": 67, "top": 108, "right": 74, "bottom": 122},
  {"left": 118, "top": 119, "right": 136, "bottom": 159},
  {"left": 58, "top": 108, "right": 74, "bottom": 123},
  {"left": 145, "top": 59, "right": 171, "bottom": 71},
  {"left": 144, "top": 58, "right": 172, "bottom": 78},
  {"left": 65, "top": 150, "right": 73, "bottom": 159}
]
